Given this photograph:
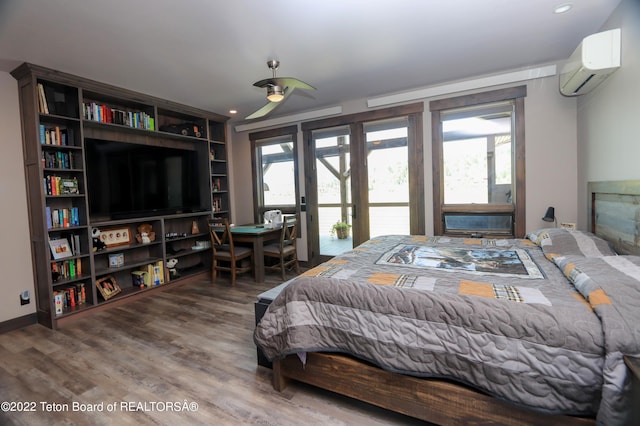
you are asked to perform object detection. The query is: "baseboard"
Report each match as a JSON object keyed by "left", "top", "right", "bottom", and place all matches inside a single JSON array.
[{"left": 0, "top": 313, "right": 38, "bottom": 334}]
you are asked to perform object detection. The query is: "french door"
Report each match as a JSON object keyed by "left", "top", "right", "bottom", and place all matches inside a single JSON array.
[{"left": 303, "top": 105, "right": 424, "bottom": 265}]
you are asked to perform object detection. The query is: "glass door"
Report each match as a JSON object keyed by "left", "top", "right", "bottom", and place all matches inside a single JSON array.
[
  {"left": 312, "top": 127, "right": 353, "bottom": 258},
  {"left": 303, "top": 104, "right": 424, "bottom": 266},
  {"left": 364, "top": 118, "right": 410, "bottom": 238},
  {"left": 309, "top": 119, "right": 411, "bottom": 260}
]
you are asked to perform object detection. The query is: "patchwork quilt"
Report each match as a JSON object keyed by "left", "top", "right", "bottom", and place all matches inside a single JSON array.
[{"left": 254, "top": 231, "right": 640, "bottom": 425}]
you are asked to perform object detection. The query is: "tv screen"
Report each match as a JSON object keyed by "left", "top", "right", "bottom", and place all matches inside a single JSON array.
[{"left": 85, "top": 139, "right": 205, "bottom": 220}]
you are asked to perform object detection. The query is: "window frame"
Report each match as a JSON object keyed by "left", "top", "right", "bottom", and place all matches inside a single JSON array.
[
  {"left": 250, "top": 125, "right": 299, "bottom": 224},
  {"left": 430, "top": 86, "right": 527, "bottom": 238}
]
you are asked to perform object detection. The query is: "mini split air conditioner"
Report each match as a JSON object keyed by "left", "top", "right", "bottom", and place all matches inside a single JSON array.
[{"left": 559, "top": 28, "right": 621, "bottom": 96}]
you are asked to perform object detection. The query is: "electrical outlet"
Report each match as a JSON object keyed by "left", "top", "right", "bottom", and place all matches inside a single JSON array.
[{"left": 20, "top": 290, "right": 30, "bottom": 305}]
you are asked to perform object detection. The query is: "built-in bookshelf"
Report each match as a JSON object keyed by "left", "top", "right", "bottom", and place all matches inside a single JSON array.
[
  {"left": 209, "top": 121, "right": 230, "bottom": 220},
  {"left": 11, "top": 63, "right": 229, "bottom": 328}
]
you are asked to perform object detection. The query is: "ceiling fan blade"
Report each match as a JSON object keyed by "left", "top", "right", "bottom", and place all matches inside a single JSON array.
[
  {"left": 273, "top": 77, "right": 316, "bottom": 91},
  {"left": 245, "top": 101, "right": 280, "bottom": 120},
  {"left": 245, "top": 88, "right": 294, "bottom": 120},
  {"left": 253, "top": 78, "right": 277, "bottom": 88}
]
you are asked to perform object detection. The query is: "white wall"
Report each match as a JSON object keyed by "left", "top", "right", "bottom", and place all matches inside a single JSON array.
[
  {"left": 0, "top": 71, "right": 37, "bottom": 322},
  {"left": 577, "top": 0, "right": 640, "bottom": 228},
  {"left": 231, "top": 72, "right": 580, "bottom": 252},
  {"left": 525, "top": 76, "right": 579, "bottom": 229}
]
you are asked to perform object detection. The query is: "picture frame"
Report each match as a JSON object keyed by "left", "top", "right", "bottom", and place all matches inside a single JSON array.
[
  {"left": 96, "top": 275, "right": 121, "bottom": 300},
  {"left": 108, "top": 252, "right": 124, "bottom": 268},
  {"left": 99, "top": 227, "right": 131, "bottom": 247},
  {"left": 49, "top": 238, "right": 73, "bottom": 259},
  {"left": 59, "top": 177, "right": 79, "bottom": 194}
]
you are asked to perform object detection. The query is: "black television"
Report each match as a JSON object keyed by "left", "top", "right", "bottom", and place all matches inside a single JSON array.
[{"left": 85, "top": 139, "right": 207, "bottom": 220}]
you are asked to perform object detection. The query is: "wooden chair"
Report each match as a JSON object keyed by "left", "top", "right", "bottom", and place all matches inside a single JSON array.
[
  {"left": 263, "top": 216, "right": 300, "bottom": 280},
  {"left": 208, "top": 218, "right": 253, "bottom": 285}
]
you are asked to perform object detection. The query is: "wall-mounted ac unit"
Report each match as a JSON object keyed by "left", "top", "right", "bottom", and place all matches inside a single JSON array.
[{"left": 559, "top": 28, "right": 621, "bottom": 96}]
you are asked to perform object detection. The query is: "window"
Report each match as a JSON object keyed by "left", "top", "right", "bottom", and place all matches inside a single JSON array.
[
  {"left": 430, "top": 86, "right": 526, "bottom": 238},
  {"left": 250, "top": 125, "right": 299, "bottom": 222}
]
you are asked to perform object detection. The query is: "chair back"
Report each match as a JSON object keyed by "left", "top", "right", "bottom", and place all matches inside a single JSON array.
[
  {"left": 280, "top": 216, "right": 297, "bottom": 250},
  {"left": 208, "top": 218, "right": 234, "bottom": 254}
]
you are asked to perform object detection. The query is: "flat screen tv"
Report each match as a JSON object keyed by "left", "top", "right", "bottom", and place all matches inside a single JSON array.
[{"left": 85, "top": 139, "right": 207, "bottom": 220}]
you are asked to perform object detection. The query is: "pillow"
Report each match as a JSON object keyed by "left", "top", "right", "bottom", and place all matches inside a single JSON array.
[{"left": 527, "top": 228, "right": 616, "bottom": 257}]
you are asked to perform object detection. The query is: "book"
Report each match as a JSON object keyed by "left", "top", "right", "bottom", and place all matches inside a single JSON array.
[
  {"left": 73, "top": 234, "right": 81, "bottom": 255},
  {"left": 45, "top": 206, "right": 52, "bottom": 229},
  {"left": 37, "top": 83, "right": 49, "bottom": 114},
  {"left": 76, "top": 283, "right": 86, "bottom": 304},
  {"left": 62, "top": 128, "right": 73, "bottom": 146},
  {"left": 67, "top": 286, "right": 76, "bottom": 307},
  {"left": 54, "top": 292, "right": 63, "bottom": 315}
]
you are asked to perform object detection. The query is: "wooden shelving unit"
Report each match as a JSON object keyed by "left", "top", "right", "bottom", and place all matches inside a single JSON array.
[{"left": 11, "top": 63, "right": 230, "bottom": 328}]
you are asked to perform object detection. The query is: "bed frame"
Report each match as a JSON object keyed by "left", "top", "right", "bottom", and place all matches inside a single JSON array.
[{"left": 268, "top": 180, "right": 640, "bottom": 425}]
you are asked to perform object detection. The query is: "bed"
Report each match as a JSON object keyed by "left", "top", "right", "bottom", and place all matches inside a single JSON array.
[{"left": 254, "top": 181, "right": 640, "bottom": 425}]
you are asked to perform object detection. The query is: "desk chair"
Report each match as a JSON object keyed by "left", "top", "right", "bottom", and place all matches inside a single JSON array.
[
  {"left": 208, "top": 218, "right": 253, "bottom": 285},
  {"left": 263, "top": 216, "right": 300, "bottom": 280}
]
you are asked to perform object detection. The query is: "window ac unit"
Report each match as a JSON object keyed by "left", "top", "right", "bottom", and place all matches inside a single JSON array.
[{"left": 559, "top": 28, "right": 621, "bottom": 96}]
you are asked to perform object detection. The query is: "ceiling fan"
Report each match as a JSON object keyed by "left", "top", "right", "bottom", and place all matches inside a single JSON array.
[{"left": 246, "top": 60, "right": 316, "bottom": 120}]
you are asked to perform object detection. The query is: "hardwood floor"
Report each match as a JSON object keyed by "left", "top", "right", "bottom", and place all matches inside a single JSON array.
[{"left": 0, "top": 273, "right": 424, "bottom": 426}]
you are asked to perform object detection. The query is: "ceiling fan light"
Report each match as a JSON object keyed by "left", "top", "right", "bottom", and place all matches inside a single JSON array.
[{"left": 267, "top": 85, "right": 285, "bottom": 102}]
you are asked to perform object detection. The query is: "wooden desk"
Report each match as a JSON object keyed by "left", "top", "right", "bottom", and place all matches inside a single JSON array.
[{"left": 229, "top": 225, "right": 282, "bottom": 283}]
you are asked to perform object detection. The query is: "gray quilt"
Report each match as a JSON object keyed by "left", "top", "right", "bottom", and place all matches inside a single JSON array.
[{"left": 254, "top": 232, "right": 640, "bottom": 425}]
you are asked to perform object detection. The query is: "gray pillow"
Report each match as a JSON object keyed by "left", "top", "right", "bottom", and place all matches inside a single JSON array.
[{"left": 527, "top": 228, "right": 617, "bottom": 257}]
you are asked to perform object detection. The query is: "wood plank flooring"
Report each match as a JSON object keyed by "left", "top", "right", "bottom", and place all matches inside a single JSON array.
[{"left": 0, "top": 273, "right": 424, "bottom": 425}]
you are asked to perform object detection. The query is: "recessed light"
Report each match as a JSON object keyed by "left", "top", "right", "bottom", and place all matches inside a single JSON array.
[
  {"left": 229, "top": 109, "right": 237, "bottom": 114},
  {"left": 554, "top": 3, "right": 572, "bottom": 14}
]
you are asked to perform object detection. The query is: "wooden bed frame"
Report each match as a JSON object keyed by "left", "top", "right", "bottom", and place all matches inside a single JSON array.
[
  {"left": 273, "top": 353, "right": 597, "bottom": 425},
  {"left": 267, "top": 180, "right": 640, "bottom": 425}
]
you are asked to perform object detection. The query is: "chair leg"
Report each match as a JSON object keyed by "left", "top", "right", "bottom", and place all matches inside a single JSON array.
[
  {"left": 211, "top": 259, "right": 217, "bottom": 282},
  {"left": 280, "top": 255, "right": 286, "bottom": 280},
  {"left": 231, "top": 262, "right": 236, "bottom": 286}
]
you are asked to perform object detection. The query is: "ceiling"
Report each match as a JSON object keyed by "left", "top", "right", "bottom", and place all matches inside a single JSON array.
[{"left": 0, "top": 0, "right": 622, "bottom": 126}]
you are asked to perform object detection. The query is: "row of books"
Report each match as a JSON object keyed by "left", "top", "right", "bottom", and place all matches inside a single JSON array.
[
  {"left": 51, "top": 257, "right": 83, "bottom": 281},
  {"left": 44, "top": 175, "right": 79, "bottom": 196},
  {"left": 39, "top": 125, "right": 74, "bottom": 146},
  {"left": 42, "top": 150, "right": 78, "bottom": 170},
  {"left": 82, "top": 102, "right": 155, "bottom": 130},
  {"left": 131, "top": 261, "right": 166, "bottom": 288},
  {"left": 46, "top": 206, "right": 81, "bottom": 229},
  {"left": 53, "top": 282, "right": 87, "bottom": 315}
]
